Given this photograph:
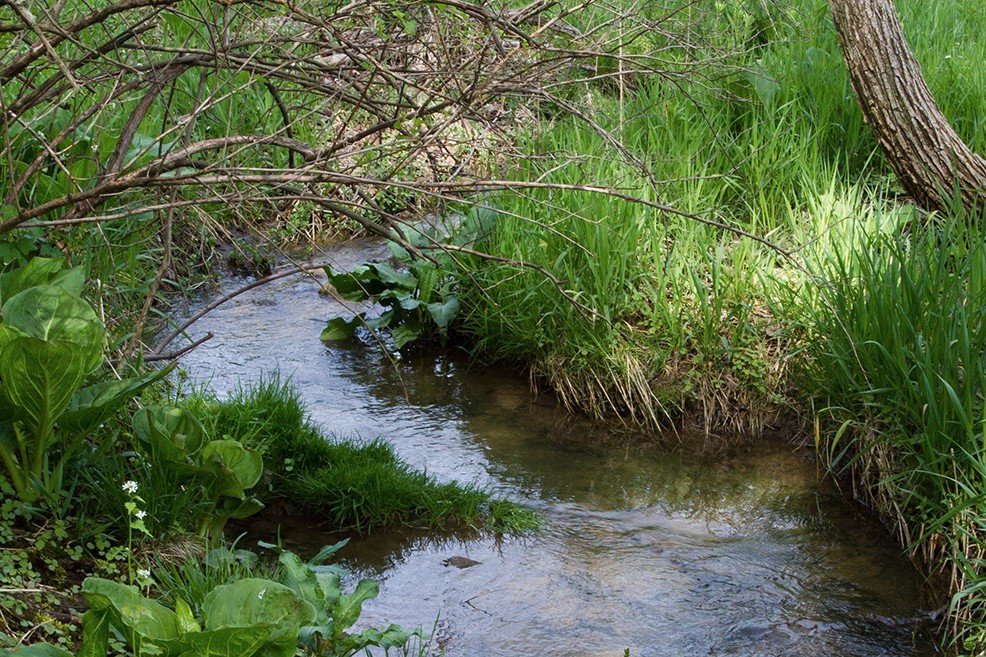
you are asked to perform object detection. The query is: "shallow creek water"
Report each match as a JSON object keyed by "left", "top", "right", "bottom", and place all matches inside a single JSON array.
[{"left": 176, "top": 240, "right": 937, "bottom": 656}]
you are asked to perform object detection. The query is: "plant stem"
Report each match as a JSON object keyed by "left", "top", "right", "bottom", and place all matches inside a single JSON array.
[{"left": 0, "top": 438, "right": 28, "bottom": 500}]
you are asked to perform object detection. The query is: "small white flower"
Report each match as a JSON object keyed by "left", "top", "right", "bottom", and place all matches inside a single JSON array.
[
  {"left": 135, "top": 510, "right": 147, "bottom": 520},
  {"left": 137, "top": 569, "right": 151, "bottom": 579},
  {"left": 122, "top": 481, "right": 139, "bottom": 494}
]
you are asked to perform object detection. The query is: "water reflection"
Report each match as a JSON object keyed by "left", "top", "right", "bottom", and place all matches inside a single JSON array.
[{"left": 177, "top": 258, "right": 938, "bottom": 656}]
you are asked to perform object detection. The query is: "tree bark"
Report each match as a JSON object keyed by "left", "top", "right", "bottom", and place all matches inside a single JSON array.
[{"left": 829, "top": 0, "right": 986, "bottom": 215}]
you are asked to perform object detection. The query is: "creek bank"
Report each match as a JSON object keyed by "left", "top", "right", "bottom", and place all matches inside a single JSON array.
[{"left": 173, "top": 264, "right": 937, "bottom": 656}]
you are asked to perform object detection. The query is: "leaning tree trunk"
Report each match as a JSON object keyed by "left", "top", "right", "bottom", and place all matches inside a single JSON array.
[{"left": 829, "top": 0, "right": 986, "bottom": 215}]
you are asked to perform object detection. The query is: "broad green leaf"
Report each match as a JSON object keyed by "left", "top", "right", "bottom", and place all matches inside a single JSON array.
[
  {"left": 0, "top": 327, "right": 24, "bottom": 424},
  {"left": 369, "top": 262, "right": 416, "bottom": 290},
  {"left": 202, "top": 547, "right": 258, "bottom": 569},
  {"left": 365, "top": 309, "right": 394, "bottom": 330},
  {"left": 0, "top": 424, "right": 18, "bottom": 463},
  {"left": 398, "top": 296, "right": 421, "bottom": 311},
  {"left": 319, "top": 317, "right": 359, "bottom": 343},
  {"left": 203, "top": 579, "right": 316, "bottom": 628},
  {"left": 377, "top": 289, "right": 407, "bottom": 308},
  {"left": 133, "top": 405, "right": 206, "bottom": 462},
  {"left": 324, "top": 262, "right": 417, "bottom": 300},
  {"left": 203, "top": 579, "right": 316, "bottom": 657},
  {"left": 744, "top": 64, "right": 782, "bottom": 106},
  {"left": 313, "top": 570, "right": 342, "bottom": 610},
  {"left": 60, "top": 366, "right": 172, "bottom": 434},
  {"left": 0, "top": 324, "right": 26, "bottom": 353},
  {"left": 163, "top": 626, "right": 271, "bottom": 657},
  {"left": 392, "top": 323, "right": 422, "bottom": 349},
  {"left": 347, "top": 624, "right": 423, "bottom": 650},
  {"left": 204, "top": 547, "right": 237, "bottom": 568},
  {"left": 322, "top": 266, "right": 374, "bottom": 301},
  {"left": 297, "top": 624, "right": 333, "bottom": 648},
  {"left": 2, "top": 286, "right": 104, "bottom": 373},
  {"left": 398, "top": 223, "right": 431, "bottom": 248},
  {"left": 200, "top": 440, "right": 263, "bottom": 496},
  {"left": 124, "top": 133, "right": 175, "bottom": 167},
  {"left": 332, "top": 579, "right": 379, "bottom": 631},
  {"left": 82, "top": 577, "right": 180, "bottom": 644},
  {"left": 427, "top": 298, "right": 460, "bottom": 329},
  {"left": 49, "top": 266, "right": 86, "bottom": 297},
  {"left": 0, "top": 257, "right": 81, "bottom": 304},
  {"left": 234, "top": 549, "right": 261, "bottom": 568},
  {"left": 6, "top": 643, "right": 74, "bottom": 657},
  {"left": 308, "top": 542, "right": 347, "bottom": 611},
  {"left": 1, "top": 337, "right": 87, "bottom": 439},
  {"left": 312, "top": 564, "right": 348, "bottom": 609},
  {"left": 457, "top": 206, "right": 498, "bottom": 245},
  {"left": 279, "top": 551, "right": 324, "bottom": 608},
  {"left": 387, "top": 240, "right": 411, "bottom": 262},
  {"left": 219, "top": 496, "right": 264, "bottom": 520},
  {"left": 175, "top": 597, "right": 201, "bottom": 634},
  {"left": 309, "top": 539, "right": 350, "bottom": 565},
  {"left": 78, "top": 608, "right": 110, "bottom": 657}
]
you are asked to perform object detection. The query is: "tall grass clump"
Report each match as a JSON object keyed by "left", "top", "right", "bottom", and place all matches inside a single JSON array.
[
  {"left": 454, "top": 0, "right": 986, "bottom": 439},
  {"left": 182, "top": 376, "right": 540, "bottom": 534},
  {"left": 456, "top": 76, "right": 808, "bottom": 432},
  {"left": 803, "top": 215, "right": 986, "bottom": 651}
]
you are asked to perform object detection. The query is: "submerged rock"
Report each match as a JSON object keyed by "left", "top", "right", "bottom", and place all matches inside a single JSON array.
[{"left": 443, "top": 556, "right": 482, "bottom": 569}]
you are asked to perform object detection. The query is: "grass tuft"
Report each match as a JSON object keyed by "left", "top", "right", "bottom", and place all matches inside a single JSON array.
[
  {"left": 802, "top": 215, "right": 986, "bottom": 646},
  {"left": 184, "top": 375, "right": 541, "bottom": 535}
]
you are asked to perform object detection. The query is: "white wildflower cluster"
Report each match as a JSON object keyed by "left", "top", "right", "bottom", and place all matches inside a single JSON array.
[{"left": 122, "top": 480, "right": 139, "bottom": 494}]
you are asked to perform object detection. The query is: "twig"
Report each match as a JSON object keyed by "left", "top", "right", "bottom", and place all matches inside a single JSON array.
[
  {"left": 0, "top": 588, "right": 47, "bottom": 593},
  {"left": 144, "top": 332, "right": 213, "bottom": 361}
]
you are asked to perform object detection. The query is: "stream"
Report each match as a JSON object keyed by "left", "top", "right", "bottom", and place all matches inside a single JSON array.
[{"left": 176, "top": 240, "right": 937, "bottom": 656}]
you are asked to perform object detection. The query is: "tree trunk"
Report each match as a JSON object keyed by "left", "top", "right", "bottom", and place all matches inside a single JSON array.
[{"left": 829, "top": 0, "right": 986, "bottom": 215}]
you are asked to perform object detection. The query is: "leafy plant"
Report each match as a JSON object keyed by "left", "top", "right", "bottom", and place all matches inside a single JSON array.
[
  {"left": 320, "top": 229, "right": 460, "bottom": 350},
  {"left": 74, "top": 575, "right": 314, "bottom": 657},
  {"left": 9, "top": 545, "right": 422, "bottom": 657},
  {"left": 132, "top": 405, "right": 264, "bottom": 538},
  {"left": 0, "top": 258, "right": 168, "bottom": 508},
  {"left": 154, "top": 545, "right": 276, "bottom": 614},
  {"left": 277, "top": 541, "right": 423, "bottom": 656}
]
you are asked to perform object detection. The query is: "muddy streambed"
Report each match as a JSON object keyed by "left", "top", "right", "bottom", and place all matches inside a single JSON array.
[{"left": 176, "top": 240, "right": 936, "bottom": 656}]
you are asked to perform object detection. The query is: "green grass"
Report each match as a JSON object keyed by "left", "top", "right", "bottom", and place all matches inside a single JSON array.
[
  {"left": 182, "top": 376, "right": 542, "bottom": 534},
  {"left": 454, "top": 0, "right": 986, "bottom": 423},
  {"left": 153, "top": 543, "right": 280, "bottom": 615},
  {"left": 801, "top": 215, "right": 986, "bottom": 650},
  {"left": 455, "top": 78, "right": 800, "bottom": 430},
  {"left": 447, "top": 0, "right": 986, "bottom": 649}
]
